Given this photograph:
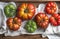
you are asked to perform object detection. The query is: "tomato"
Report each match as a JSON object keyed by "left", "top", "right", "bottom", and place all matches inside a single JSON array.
[
  {"left": 13, "top": 24, "right": 20, "bottom": 31},
  {"left": 25, "top": 20, "right": 37, "bottom": 33},
  {"left": 6, "top": 17, "right": 22, "bottom": 31},
  {"left": 53, "top": 13, "right": 58, "bottom": 18},
  {"left": 50, "top": 14, "right": 60, "bottom": 26},
  {"left": 57, "top": 15, "right": 60, "bottom": 19},
  {"left": 35, "top": 13, "right": 49, "bottom": 29},
  {"left": 45, "top": 2, "right": 57, "bottom": 14},
  {"left": 17, "top": 3, "right": 35, "bottom": 20},
  {"left": 50, "top": 16, "right": 58, "bottom": 26},
  {"left": 4, "top": 4, "right": 16, "bottom": 17},
  {"left": 57, "top": 19, "right": 60, "bottom": 25}
]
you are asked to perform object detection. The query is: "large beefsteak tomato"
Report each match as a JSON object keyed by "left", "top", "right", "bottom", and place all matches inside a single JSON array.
[{"left": 17, "top": 3, "right": 35, "bottom": 20}]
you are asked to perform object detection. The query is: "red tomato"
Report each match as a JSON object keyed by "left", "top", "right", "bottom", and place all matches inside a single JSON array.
[
  {"left": 53, "top": 13, "right": 59, "bottom": 18},
  {"left": 50, "top": 14, "right": 60, "bottom": 26},
  {"left": 45, "top": 2, "right": 57, "bottom": 14},
  {"left": 35, "top": 13, "right": 49, "bottom": 29},
  {"left": 57, "top": 19, "right": 60, "bottom": 25}
]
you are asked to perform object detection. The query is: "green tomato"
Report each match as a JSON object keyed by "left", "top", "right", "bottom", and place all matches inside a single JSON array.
[
  {"left": 25, "top": 20, "right": 37, "bottom": 33},
  {"left": 4, "top": 4, "right": 16, "bottom": 17}
]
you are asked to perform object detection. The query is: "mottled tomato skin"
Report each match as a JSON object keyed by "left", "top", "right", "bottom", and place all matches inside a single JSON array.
[
  {"left": 35, "top": 13, "right": 49, "bottom": 29},
  {"left": 6, "top": 17, "right": 22, "bottom": 31},
  {"left": 45, "top": 2, "right": 57, "bottom": 14},
  {"left": 50, "top": 16, "right": 58, "bottom": 26},
  {"left": 17, "top": 3, "right": 35, "bottom": 20}
]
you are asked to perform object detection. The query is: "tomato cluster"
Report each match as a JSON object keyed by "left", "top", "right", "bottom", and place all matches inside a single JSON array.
[
  {"left": 34, "top": 1, "right": 59, "bottom": 29},
  {"left": 5, "top": 2, "right": 59, "bottom": 31},
  {"left": 6, "top": 3, "right": 36, "bottom": 31},
  {"left": 45, "top": 2, "right": 60, "bottom": 26}
]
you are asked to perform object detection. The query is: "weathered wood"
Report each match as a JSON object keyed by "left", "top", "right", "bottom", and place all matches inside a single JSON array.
[
  {"left": 0, "top": 0, "right": 60, "bottom": 3},
  {"left": 2, "top": 34, "right": 48, "bottom": 39}
]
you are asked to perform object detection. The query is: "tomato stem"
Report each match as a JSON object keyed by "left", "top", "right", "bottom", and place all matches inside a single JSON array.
[{"left": 24, "top": 9, "right": 29, "bottom": 13}]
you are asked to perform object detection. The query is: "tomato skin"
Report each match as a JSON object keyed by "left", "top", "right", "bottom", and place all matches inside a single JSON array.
[
  {"left": 52, "top": 21, "right": 58, "bottom": 26},
  {"left": 53, "top": 13, "right": 59, "bottom": 18},
  {"left": 17, "top": 3, "right": 35, "bottom": 20},
  {"left": 45, "top": 2, "right": 57, "bottom": 14},
  {"left": 50, "top": 17, "right": 58, "bottom": 26},
  {"left": 57, "top": 19, "right": 60, "bottom": 25},
  {"left": 6, "top": 17, "right": 22, "bottom": 31},
  {"left": 57, "top": 16, "right": 60, "bottom": 19},
  {"left": 57, "top": 15, "right": 60, "bottom": 25},
  {"left": 13, "top": 24, "right": 20, "bottom": 31},
  {"left": 35, "top": 13, "right": 49, "bottom": 29}
]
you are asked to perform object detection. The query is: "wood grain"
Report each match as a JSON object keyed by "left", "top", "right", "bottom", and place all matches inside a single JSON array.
[
  {"left": 2, "top": 35, "right": 48, "bottom": 39},
  {"left": 0, "top": 0, "right": 60, "bottom": 2}
]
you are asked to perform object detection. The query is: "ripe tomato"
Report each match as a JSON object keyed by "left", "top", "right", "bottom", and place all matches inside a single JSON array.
[
  {"left": 17, "top": 3, "right": 35, "bottom": 20},
  {"left": 50, "top": 16, "right": 58, "bottom": 26},
  {"left": 57, "top": 19, "right": 60, "bottom": 25},
  {"left": 50, "top": 13, "right": 60, "bottom": 26},
  {"left": 6, "top": 17, "right": 22, "bottom": 31},
  {"left": 35, "top": 13, "right": 49, "bottom": 29},
  {"left": 45, "top": 2, "right": 57, "bottom": 14}
]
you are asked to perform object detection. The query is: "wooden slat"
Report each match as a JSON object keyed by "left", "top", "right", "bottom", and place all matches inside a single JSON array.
[
  {"left": 0, "top": 0, "right": 60, "bottom": 2},
  {"left": 2, "top": 35, "right": 48, "bottom": 39}
]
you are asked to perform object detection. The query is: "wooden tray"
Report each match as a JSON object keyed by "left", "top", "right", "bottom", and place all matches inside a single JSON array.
[{"left": 0, "top": 0, "right": 60, "bottom": 39}]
